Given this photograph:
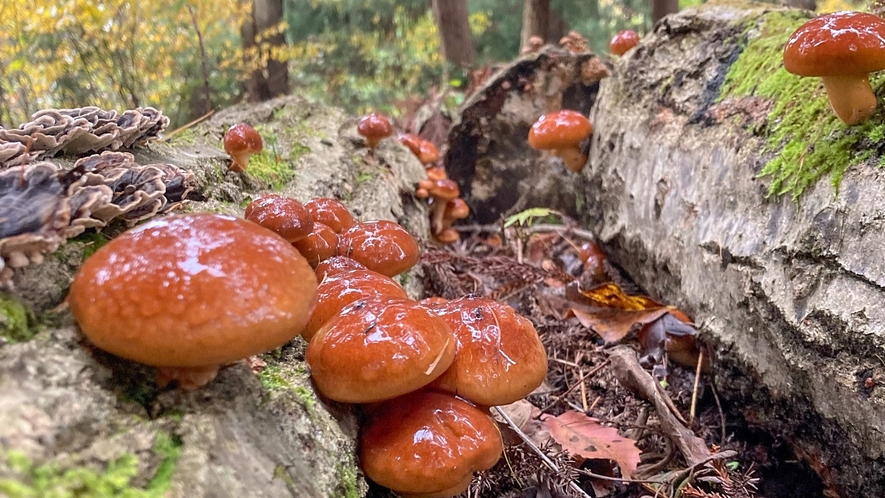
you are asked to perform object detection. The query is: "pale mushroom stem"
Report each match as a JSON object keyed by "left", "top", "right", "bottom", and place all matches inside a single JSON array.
[
  {"left": 554, "top": 146, "right": 589, "bottom": 173},
  {"left": 229, "top": 152, "right": 250, "bottom": 173},
  {"left": 821, "top": 74, "right": 878, "bottom": 126},
  {"left": 157, "top": 365, "right": 220, "bottom": 391}
]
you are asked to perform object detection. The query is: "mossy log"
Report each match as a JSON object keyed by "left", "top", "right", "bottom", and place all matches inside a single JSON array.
[
  {"left": 583, "top": 4, "right": 885, "bottom": 496},
  {"left": 0, "top": 95, "right": 428, "bottom": 497}
]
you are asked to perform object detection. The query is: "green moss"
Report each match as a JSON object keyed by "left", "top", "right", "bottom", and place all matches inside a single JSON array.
[
  {"left": 167, "top": 128, "right": 197, "bottom": 146},
  {"left": 335, "top": 460, "right": 360, "bottom": 498},
  {"left": 259, "top": 364, "right": 292, "bottom": 391},
  {"left": 248, "top": 150, "right": 297, "bottom": 190},
  {"left": 272, "top": 464, "right": 296, "bottom": 488},
  {"left": 720, "top": 10, "right": 885, "bottom": 199},
  {"left": 0, "top": 431, "right": 181, "bottom": 498},
  {"left": 0, "top": 294, "right": 36, "bottom": 343},
  {"left": 73, "top": 231, "right": 112, "bottom": 259},
  {"left": 292, "top": 386, "right": 317, "bottom": 411}
]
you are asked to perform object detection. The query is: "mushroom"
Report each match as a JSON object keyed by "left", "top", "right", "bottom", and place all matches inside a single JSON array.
[
  {"left": 244, "top": 195, "right": 314, "bottom": 243},
  {"left": 399, "top": 134, "right": 440, "bottom": 165},
  {"left": 223, "top": 123, "right": 263, "bottom": 172},
  {"left": 415, "top": 178, "right": 460, "bottom": 236},
  {"left": 528, "top": 110, "right": 593, "bottom": 173},
  {"left": 306, "top": 297, "right": 455, "bottom": 403},
  {"left": 315, "top": 255, "right": 367, "bottom": 281},
  {"left": 337, "top": 220, "right": 420, "bottom": 277},
  {"left": 67, "top": 213, "right": 318, "bottom": 390},
  {"left": 360, "top": 390, "right": 504, "bottom": 498},
  {"left": 428, "top": 297, "right": 548, "bottom": 406},
  {"left": 292, "top": 223, "right": 339, "bottom": 268},
  {"left": 304, "top": 197, "right": 355, "bottom": 233},
  {"left": 435, "top": 198, "right": 470, "bottom": 243},
  {"left": 610, "top": 30, "right": 640, "bottom": 56},
  {"left": 301, "top": 268, "right": 408, "bottom": 341},
  {"left": 357, "top": 113, "right": 393, "bottom": 150},
  {"left": 784, "top": 11, "right": 885, "bottom": 125}
]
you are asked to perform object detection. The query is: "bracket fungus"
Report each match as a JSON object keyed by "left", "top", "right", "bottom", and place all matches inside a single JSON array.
[
  {"left": 67, "top": 213, "right": 318, "bottom": 390},
  {"left": 306, "top": 297, "right": 455, "bottom": 403},
  {"left": 528, "top": 110, "right": 593, "bottom": 173},
  {"left": 784, "top": 11, "right": 885, "bottom": 125},
  {"left": 223, "top": 123, "right": 263, "bottom": 173},
  {"left": 610, "top": 30, "right": 640, "bottom": 56},
  {"left": 360, "top": 390, "right": 504, "bottom": 498}
]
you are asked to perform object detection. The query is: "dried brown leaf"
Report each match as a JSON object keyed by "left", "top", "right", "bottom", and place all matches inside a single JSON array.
[{"left": 542, "top": 410, "right": 641, "bottom": 478}]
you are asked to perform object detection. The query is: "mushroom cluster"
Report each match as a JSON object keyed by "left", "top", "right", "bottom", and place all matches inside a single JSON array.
[
  {"left": 784, "top": 11, "right": 885, "bottom": 125},
  {"left": 0, "top": 153, "right": 194, "bottom": 286},
  {"left": 0, "top": 106, "right": 169, "bottom": 166}
]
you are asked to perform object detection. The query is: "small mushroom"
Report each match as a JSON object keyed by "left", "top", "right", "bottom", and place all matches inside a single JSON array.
[
  {"left": 784, "top": 11, "right": 885, "bottom": 125},
  {"left": 360, "top": 390, "right": 504, "bottom": 498},
  {"left": 528, "top": 109, "right": 593, "bottom": 173},
  {"left": 337, "top": 220, "right": 420, "bottom": 277},
  {"left": 416, "top": 178, "right": 460, "bottom": 236},
  {"left": 357, "top": 113, "right": 393, "bottom": 150},
  {"left": 223, "top": 123, "right": 263, "bottom": 172},
  {"left": 610, "top": 30, "right": 640, "bottom": 56},
  {"left": 67, "top": 213, "right": 318, "bottom": 390},
  {"left": 428, "top": 296, "right": 548, "bottom": 406},
  {"left": 399, "top": 133, "right": 440, "bottom": 165},
  {"left": 306, "top": 297, "right": 455, "bottom": 403}
]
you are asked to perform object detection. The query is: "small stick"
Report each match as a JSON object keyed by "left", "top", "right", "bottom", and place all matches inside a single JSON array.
[
  {"left": 588, "top": 395, "right": 602, "bottom": 412},
  {"left": 580, "top": 368, "right": 589, "bottom": 412},
  {"left": 161, "top": 110, "right": 215, "bottom": 142},
  {"left": 538, "top": 360, "right": 609, "bottom": 415},
  {"left": 689, "top": 350, "right": 704, "bottom": 424},
  {"left": 493, "top": 406, "right": 593, "bottom": 498}
]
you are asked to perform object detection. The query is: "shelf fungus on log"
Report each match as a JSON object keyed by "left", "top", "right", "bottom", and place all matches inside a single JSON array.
[
  {"left": 0, "top": 152, "right": 194, "bottom": 286},
  {"left": 0, "top": 106, "right": 170, "bottom": 166}
]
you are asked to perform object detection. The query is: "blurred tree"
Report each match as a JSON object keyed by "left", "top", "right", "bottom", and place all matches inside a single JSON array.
[
  {"left": 520, "top": 0, "right": 550, "bottom": 50},
  {"left": 242, "top": 0, "right": 290, "bottom": 101},
  {"left": 432, "top": 0, "right": 477, "bottom": 67},
  {"left": 652, "top": 0, "right": 679, "bottom": 22}
]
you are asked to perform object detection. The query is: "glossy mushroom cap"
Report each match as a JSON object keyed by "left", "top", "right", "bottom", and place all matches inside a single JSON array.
[
  {"left": 399, "top": 134, "right": 440, "bottom": 165},
  {"left": 223, "top": 123, "right": 263, "bottom": 173},
  {"left": 292, "top": 223, "right": 339, "bottom": 268},
  {"left": 245, "top": 195, "right": 314, "bottom": 243},
  {"left": 358, "top": 113, "right": 394, "bottom": 149},
  {"left": 315, "top": 256, "right": 367, "bottom": 281},
  {"left": 337, "top": 220, "right": 420, "bottom": 277},
  {"left": 302, "top": 268, "right": 408, "bottom": 342},
  {"left": 360, "top": 391, "right": 504, "bottom": 498},
  {"left": 304, "top": 197, "right": 355, "bottom": 233},
  {"left": 609, "top": 30, "right": 640, "bottom": 56},
  {"left": 428, "top": 297, "right": 548, "bottom": 406},
  {"left": 68, "top": 213, "right": 318, "bottom": 389},
  {"left": 528, "top": 110, "right": 593, "bottom": 172},
  {"left": 784, "top": 11, "right": 885, "bottom": 125},
  {"left": 306, "top": 297, "right": 455, "bottom": 403}
]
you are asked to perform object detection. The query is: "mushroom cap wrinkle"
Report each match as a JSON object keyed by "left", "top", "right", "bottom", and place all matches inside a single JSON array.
[
  {"left": 784, "top": 11, "right": 885, "bottom": 76},
  {"left": 68, "top": 213, "right": 318, "bottom": 369}
]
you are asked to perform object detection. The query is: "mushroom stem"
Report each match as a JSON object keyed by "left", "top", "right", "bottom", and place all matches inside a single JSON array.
[
  {"left": 554, "top": 147, "right": 589, "bottom": 173},
  {"left": 430, "top": 200, "right": 447, "bottom": 235},
  {"left": 229, "top": 152, "right": 249, "bottom": 173},
  {"left": 157, "top": 365, "right": 220, "bottom": 391},
  {"left": 821, "top": 74, "right": 878, "bottom": 125}
]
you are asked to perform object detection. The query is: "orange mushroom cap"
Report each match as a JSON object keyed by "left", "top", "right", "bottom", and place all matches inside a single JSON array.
[
  {"left": 609, "top": 30, "right": 640, "bottom": 56},
  {"left": 337, "top": 220, "right": 420, "bottom": 277},
  {"left": 223, "top": 123, "right": 263, "bottom": 173},
  {"left": 306, "top": 297, "right": 455, "bottom": 403},
  {"left": 67, "top": 213, "right": 318, "bottom": 389},
  {"left": 304, "top": 197, "right": 355, "bottom": 233},
  {"left": 528, "top": 110, "right": 593, "bottom": 151},
  {"left": 315, "top": 255, "right": 367, "bottom": 281},
  {"left": 302, "top": 268, "right": 408, "bottom": 342},
  {"left": 360, "top": 391, "right": 503, "bottom": 498},
  {"left": 292, "top": 222, "right": 339, "bottom": 268},
  {"left": 428, "top": 297, "right": 548, "bottom": 406},
  {"left": 358, "top": 113, "right": 394, "bottom": 149},
  {"left": 244, "top": 195, "right": 314, "bottom": 243}
]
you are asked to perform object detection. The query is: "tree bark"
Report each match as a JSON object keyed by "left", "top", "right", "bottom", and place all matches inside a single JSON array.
[
  {"left": 520, "top": 0, "right": 550, "bottom": 51},
  {"left": 431, "top": 0, "right": 476, "bottom": 68},
  {"left": 651, "top": 0, "right": 678, "bottom": 23},
  {"left": 242, "top": 0, "right": 290, "bottom": 102}
]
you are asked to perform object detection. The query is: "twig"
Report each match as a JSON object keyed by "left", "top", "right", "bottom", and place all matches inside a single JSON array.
[
  {"left": 689, "top": 349, "right": 703, "bottom": 424},
  {"left": 161, "top": 110, "right": 215, "bottom": 142},
  {"left": 538, "top": 360, "right": 609, "bottom": 415},
  {"left": 188, "top": 5, "right": 213, "bottom": 116},
  {"left": 493, "top": 406, "right": 593, "bottom": 498},
  {"left": 711, "top": 381, "right": 726, "bottom": 447}
]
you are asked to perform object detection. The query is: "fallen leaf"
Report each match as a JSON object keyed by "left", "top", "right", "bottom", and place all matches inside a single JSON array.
[
  {"left": 571, "top": 306, "right": 670, "bottom": 342},
  {"left": 569, "top": 282, "right": 663, "bottom": 311},
  {"left": 638, "top": 312, "right": 706, "bottom": 376},
  {"left": 543, "top": 410, "right": 641, "bottom": 479}
]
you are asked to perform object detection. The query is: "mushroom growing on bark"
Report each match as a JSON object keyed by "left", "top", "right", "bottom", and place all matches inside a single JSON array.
[
  {"left": 610, "top": 30, "right": 640, "bottom": 56},
  {"left": 67, "top": 213, "right": 318, "bottom": 390},
  {"left": 528, "top": 110, "right": 593, "bottom": 173},
  {"left": 357, "top": 113, "right": 393, "bottom": 150},
  {"left": 337, "top": 220, "right": 419, "bottom": 277},
  {"left": 244, "top": 194, "right": 314, "bottom": 243},
  {"left": 784, "top": 11, "right": 885, "bottom": 125},
  {"left": 223, "top": 123, "right": 263, "bottom": 172}
]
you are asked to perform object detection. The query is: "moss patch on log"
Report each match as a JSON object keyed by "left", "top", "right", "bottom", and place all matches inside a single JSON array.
[
  {"left": 720, "top": 10, "right": 885, "bottom": 200},
  {"left": 0, "top": 293, "right": 36, "bottom": 343}
]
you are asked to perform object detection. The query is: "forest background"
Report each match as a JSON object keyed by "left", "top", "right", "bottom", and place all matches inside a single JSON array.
[{"left": 0, "top": 0, "right": 861, "bottom": 130}]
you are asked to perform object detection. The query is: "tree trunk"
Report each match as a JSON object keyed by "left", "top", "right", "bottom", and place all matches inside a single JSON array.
[
  {"left": 520, "top": 0, "right": 550, "bottom": 51},
  {"left": 651, "top": 0, "right": 678, "bottom": 23},
  {"left": 242, "top": 0, "right": 290, "bottom": 102},
  {"left": 431, "top": 0, "right": 476, "bottom": 68}
]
